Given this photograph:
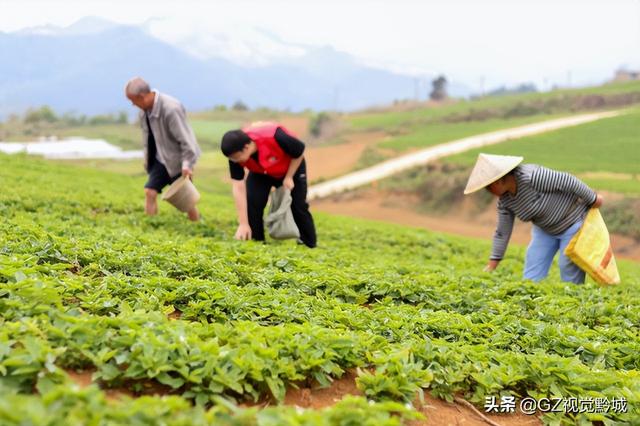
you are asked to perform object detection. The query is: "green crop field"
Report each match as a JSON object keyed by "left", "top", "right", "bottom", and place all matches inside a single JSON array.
[
  {"left": 445, "top": 108, "right": 640, "bottom": 195},
  {"left": 347, "top": 81, "right": 640, "bottom": 131},
  {"left": 329, "top": 80, "right": 640, "bottom": 173},
  {"left": 1, "top": 153, "right": 639, "bottom": 425},
  {"left": 38, "top": 124, "right": 141, "bottom": 151},
  {"left": 376, "top": 113, "right": 568, "bottom": 152},
  {"left": 58, "top": 151, "right": 231, "bottom": 195},
  {"left": 1, "top": 117, "right": 242, "bottom": 152},
  {"left": 579, "top": 177, "right": 640, "bottom": 197},
  {"left": 190, "top": 120, "right": 242, "bottom": 151}
]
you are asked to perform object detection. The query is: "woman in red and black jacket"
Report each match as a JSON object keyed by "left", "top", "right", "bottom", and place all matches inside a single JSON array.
[{"left": 221, "top": 122, "right": 317, "bottom": 248}]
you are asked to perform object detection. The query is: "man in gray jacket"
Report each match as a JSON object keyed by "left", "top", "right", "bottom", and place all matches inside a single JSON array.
[{"left": 125, "top": 77, "right": 201, "bottom": 221}]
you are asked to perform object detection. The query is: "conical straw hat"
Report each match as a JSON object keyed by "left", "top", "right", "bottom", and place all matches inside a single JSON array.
[{"left": 463, "top": 154, "right": 523, "bottom": 195}]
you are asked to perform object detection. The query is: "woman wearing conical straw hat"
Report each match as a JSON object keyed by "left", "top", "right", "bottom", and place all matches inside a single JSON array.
[{"left": 464, "top": 154, "right": 603, "bottom": 284}]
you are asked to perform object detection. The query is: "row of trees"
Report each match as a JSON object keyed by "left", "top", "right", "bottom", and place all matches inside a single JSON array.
[
  {"left": 210, "top": 101, "right": 251, "bottom": 112},
  {"left": 221, "top": 76, "right": 450, "bottom": 113},
  {"left": 12, "top": 101, "right": 254, "bottom": 126},
  {"left": 12, "top": 76, "right": 446, "bottom": 128},
  {"left": 18, "top": 106, "right": 129, "bottom": 126}
]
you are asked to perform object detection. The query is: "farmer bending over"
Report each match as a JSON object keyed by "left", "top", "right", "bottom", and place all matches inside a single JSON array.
[
  {"left": 464, "top": 154, "right": 603, "bottom": 284},
  {"left": 125, "top": 77, "right": 201, "bottom": 221},
  {"left": 220, "top": 122, "right": 317, "bottom": 248}
]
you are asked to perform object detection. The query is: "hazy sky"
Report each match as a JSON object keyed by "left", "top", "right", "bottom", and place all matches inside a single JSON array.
[{"left": 2, "top": 0, "right": 639, "bottom": 91}]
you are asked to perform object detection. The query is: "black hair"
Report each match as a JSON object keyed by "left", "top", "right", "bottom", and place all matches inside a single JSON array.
[{"left": 221, "top": 130, "right": 251, "bottom": 156}]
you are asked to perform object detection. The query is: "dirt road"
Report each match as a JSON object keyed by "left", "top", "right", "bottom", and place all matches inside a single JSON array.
[{"left": 308, "top": 111, "right": 622, "bottom": 200}]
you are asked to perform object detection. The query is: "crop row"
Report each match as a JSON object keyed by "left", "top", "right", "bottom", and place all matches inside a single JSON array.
[{"left": 2, "top": 273, "right": 639, "bottom": 423}]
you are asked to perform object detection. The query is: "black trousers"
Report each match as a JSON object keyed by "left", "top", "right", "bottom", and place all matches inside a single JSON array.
[{"left": 246, "top": 161, "right": 317, "bottom": 248}]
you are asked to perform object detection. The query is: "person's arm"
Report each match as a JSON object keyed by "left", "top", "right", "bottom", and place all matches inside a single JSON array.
[
  {"left": 485, "top": 203, "right": 515, "bottom": 272},
  {"left": 141, "top": 112, "right": 149, "bottom": 171},
  {"left": 592, "top": 194, "right": 604, "bottom": 208},
  {"left": 232, "top": 178, "right": 252, "bottom": 240},
  {"left": 228, "top": 161, "right": 251, "bottom": 239},
  {"left": 167, "top": 106, "right": 201, "bottom": 178},
  {"left": 275, "top": 127, "right": 305, "bottom": 190},
  {"left": 283, "top": 157, "right": 304, "bottom": 190},
  {"left": 532, "top": 166, "right": 600, "bottom": 207}
]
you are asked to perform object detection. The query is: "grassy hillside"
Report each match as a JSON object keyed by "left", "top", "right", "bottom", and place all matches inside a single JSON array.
[
  {"left": 4, "top": 81, "right": 640, "bottom": 162},
  {"left": 375, "top": 113, "right": 568, "bottom": 152},
  {"left": 1, "top": 153, "right": 639, "bottom": 424},
  {"left": 190, "top": 119, "right": 241, "bottom": 150},
  {"left": 445, "top": 108, "right": 640, "bottom": 195},
  {"left": 0, "top": 106, "right": 311, "bottom": 154},
  {"left": 375, "top": 105, "right": 639, "bottom": 241},
  {"left": 1, "top": 119, "right": 241, "bottom": 152},
  {"left": 58, "top": 151, "right": 231, "bottom": 196},
  {"left": 341, "top": 81, "right": 640, "bottom": 165},
  {"left": 348, "top": 81, "right": 640, "bottom": 131}
]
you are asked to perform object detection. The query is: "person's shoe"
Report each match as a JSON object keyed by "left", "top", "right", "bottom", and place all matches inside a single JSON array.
[{"left": 296, "top": 238, "right": 316, "bottom": 248}]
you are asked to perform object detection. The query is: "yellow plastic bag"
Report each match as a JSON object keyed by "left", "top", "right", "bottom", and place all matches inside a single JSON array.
[{"left": 564, "top": 208, "right": 620, "bottom": 285}]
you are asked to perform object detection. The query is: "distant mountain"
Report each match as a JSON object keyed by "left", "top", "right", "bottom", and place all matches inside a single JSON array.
[
  {"left": 16, "top": 17, "right": 118, "bottom": 36},
  {"left": 0, "top": 18, "right": 471, "bottom": 116}
]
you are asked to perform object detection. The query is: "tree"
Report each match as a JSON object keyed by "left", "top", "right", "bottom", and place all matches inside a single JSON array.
[
  {"left": 429, "top": 75, "right": 448, "bottom": 101},
  {"left": 117, "top": 111, "right": 129, "bottom": 124},
  {"left": 61, "top": 112, "right": 86, "bottom": 126},
  {"left": 232, "top": 100, "right": 249, "bottom": 111},
  {"left": 309, "top": 112, "right": 332, "bottom": 138},
  {"left": 24, "top": 106, "right": 58, "bottom": 124}
]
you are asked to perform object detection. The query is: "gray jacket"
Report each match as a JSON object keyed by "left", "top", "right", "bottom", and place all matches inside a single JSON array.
[{"left": 140, "top": 91, "right": 201, "bottom": 177}]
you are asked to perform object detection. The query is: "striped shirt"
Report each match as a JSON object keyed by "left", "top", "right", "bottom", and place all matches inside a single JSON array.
[{"left": 491, "top": 164, "right": 597, "bottom": 260}]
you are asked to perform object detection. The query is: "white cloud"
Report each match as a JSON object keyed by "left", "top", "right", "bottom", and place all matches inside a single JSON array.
[
  {"left": 143, "top": 17, "right": 307, "bottom": 66},
  {"left": 1, "top": 0, "right": 638, "bottom": 90}
]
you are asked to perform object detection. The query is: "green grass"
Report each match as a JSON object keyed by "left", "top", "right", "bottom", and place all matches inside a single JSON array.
[
  {"left": 445, "top": 108, "right": 640, "bottom": 176},
  {"left": 1, "top": 153, "right": 639, "bottom": 424},
  {"left": 2, "top": 118, "right": 242, "bottom": 152},
  {"left": 190, "top": 109, "right": 284, "bottom": 122},
  {"left": 377, "top": 113, "right": 568, "bottom": 151},
  {"left": 57, "top": 151, "right": 231, "bottom": 196},
  {"left": 9, "top": 123, "right": 143, "bottom": 150},
  {"left": 377, "top": 106, "right": 640, "bottom": 239},
  {"left": 581, "top": 177, "right": 640, "bottom": 196},
  {"left": 348, "top": 80, "right": 640, "bottom": 131},
  {"left": 190, "top": 119, "right": 241, "bottom": 150},
  {"left": 341, "top": 80, "right": 640, "bottom": 170}
]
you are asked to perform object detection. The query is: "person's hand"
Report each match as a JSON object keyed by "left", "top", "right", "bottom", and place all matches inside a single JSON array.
[
  {"left": 484, "top": 259, "right": 500, "bottom": 272},
  {"left": 182, "top": 168, "right": 193, "bottom": 180},
  {"left": 592, "top": 193, "right": 604, "bottom": 208},
  {"left": 235, "top": 223, "right": 252, "bottom": 241},
  {"left": 283, "top": 177, "right": 295, "bottom": 191}
]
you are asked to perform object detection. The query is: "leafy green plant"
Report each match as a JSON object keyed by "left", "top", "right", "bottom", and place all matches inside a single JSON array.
[{"left": 1, "top": 152, "right": 639, "bottom": 424}]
